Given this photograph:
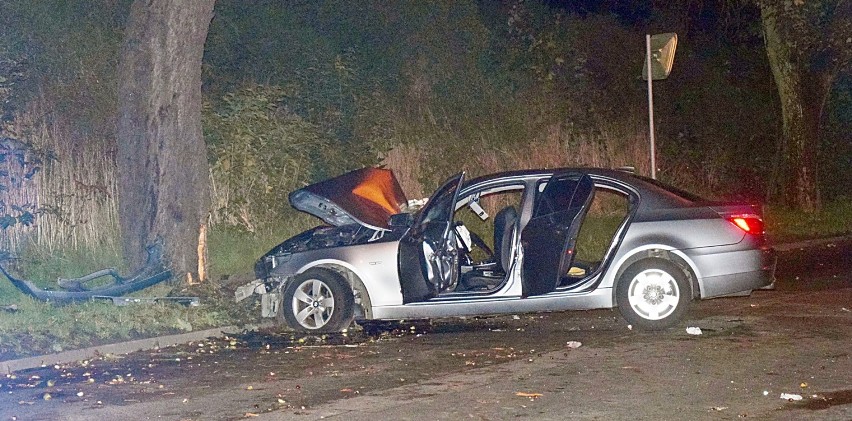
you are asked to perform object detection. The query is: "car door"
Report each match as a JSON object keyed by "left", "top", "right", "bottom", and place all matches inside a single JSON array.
[
  {"left": 520, "top": 172, "right": 594, "bottom": 297},
  {"left": 398, "top": 173, "right": 465, "bottom": 303}
]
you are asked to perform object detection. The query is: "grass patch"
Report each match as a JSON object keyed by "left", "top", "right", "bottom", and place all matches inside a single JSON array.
[
  {"left": 0, "top": 293, "right": 231, "bottom": 359},
  {"left": 765, "top": 198, "right": 852, "bottom": 242},
  {"left": 206, "top": 211, "right": 316, "bottom": 280},
  {"left": 7, "top": 244, "right": 125, "bottom": 288},
  {"left": 0, "top": 210, "right": 321, "bottom": 359},
  {"left": 0, "top": 244, "right": 236, "bottom": 360}
]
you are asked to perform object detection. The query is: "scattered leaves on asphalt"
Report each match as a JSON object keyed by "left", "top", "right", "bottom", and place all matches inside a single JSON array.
[{"left": 515, "top": 392, "right": 543, "bottom": 400}]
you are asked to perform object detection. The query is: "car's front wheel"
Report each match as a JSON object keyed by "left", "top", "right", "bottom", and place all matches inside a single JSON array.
[
  {"left": 616, "top": 259, "right": 690, "bottom": 330},
  {"left": 280, "top": 268, "right": 355, "bottom": 333}
]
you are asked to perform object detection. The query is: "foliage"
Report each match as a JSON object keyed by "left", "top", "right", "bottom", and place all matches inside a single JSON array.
[
  {"left": 0, "top": 138, "right": 44, "bottom": 244},
  {"left": 0, "top": 0, "right": 126, "bottom": 141},
  {"left": 764, "top": 198, "right": 852, "bottom": 242},
  {"left": 203, "top": 85, "right": 338, "bottom": 232},
  {"left": 0, "top": 0, "right": 124, "bottom": 255},
  {"left": 205, "top": 1, "right": 388, "bottom": 175},
  {"left": 204, "top": 214, "right": 318, "bottom": 279},
  {"left": 820, "top": 71, "right": 852, "bottom": 200}
]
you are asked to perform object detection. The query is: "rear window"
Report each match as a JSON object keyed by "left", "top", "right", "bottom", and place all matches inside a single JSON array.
[{"left": 633, "top": 175, "right": 704, "bottom": 203}]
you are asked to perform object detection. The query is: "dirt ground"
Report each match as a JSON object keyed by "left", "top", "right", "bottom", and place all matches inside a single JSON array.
[{"left": 1, "top": 239, "right": 850, "bottom": 420}]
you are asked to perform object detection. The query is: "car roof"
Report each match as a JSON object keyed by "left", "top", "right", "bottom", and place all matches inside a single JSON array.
[{"left": 462, "top": 167, "right": 701, "bottom": 210}]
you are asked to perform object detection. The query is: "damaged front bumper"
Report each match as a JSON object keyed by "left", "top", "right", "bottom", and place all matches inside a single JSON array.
[
  {"left": 235, "top": 277, "right": 287, "bottom": 318},
  {"left": 0, "top": 244, "right": 175, "bottom": 304}
]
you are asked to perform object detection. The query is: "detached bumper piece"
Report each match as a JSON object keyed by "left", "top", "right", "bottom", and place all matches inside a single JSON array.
[
  {"left": 0, "top": 244, "right": 177, "bottom": 304},
  {"left": 235, "top": 278, "right": 282, "bottom": 318}
]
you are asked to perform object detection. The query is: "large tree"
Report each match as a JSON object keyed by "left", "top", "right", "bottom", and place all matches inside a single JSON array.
[
  {"left": 758, "top": 0, "right": 851, "bottom": 212},
  {"left": 117, "top": 0, "right": 215, "bottom": 281}
]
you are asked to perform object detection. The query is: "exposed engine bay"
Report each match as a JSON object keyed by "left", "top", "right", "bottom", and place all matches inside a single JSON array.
[
  {"left": 254, "top": 224, "right": 403, "bottom": 280},
  {"left": 271, "top": 224, "right": 399, "bottom": 254}
]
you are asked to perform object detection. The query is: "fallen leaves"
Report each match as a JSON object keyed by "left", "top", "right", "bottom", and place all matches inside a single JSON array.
[{"left": 515, "top": 392, "right": 543, "bottom": 399}]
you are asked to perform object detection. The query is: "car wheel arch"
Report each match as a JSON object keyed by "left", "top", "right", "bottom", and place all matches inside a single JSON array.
[
  {"left": 611, "top": 249, "right": 699, "bottom": 303},
  {"left": 302, "top": 263, "right": 373, "bottom": 320}
]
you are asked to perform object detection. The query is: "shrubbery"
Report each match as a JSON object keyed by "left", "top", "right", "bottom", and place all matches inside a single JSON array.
[{"left": 203, "top": 85, "right": 333, "bottom": 232}]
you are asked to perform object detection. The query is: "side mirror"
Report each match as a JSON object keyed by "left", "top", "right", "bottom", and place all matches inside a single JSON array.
[{"left": 388, "top": 213, "right": 414, "bottom": 229}]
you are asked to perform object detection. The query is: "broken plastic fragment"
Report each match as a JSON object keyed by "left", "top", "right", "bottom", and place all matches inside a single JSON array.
[
  {"left": 565, "top": 341, "right": 582, "bottom": 349},
  {"left": 515, "top": 392, "right": 543, "bottom": 398},
  {"left": 780, "top": 393, "right": 803, "bottom": 401},
  {"left": 686, "top": 327, "right": 703, "bottom": 335}
]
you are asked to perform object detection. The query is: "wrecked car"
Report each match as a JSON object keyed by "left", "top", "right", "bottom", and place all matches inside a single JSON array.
[{"left": 239, "top": 167, "right": 776, "bottom": 332}]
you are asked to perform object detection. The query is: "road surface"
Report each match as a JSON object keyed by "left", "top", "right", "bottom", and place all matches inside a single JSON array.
[{"left": 1, "top": 239, "right": 850, "bottom": 420}]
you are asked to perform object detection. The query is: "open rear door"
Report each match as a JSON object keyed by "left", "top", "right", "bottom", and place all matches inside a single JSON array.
[
  {"left": 520, "top": 172, "right": 594, "bottom": 297},
  {"left": 398, "top": 173, "right": 465, "bottom": 303}
]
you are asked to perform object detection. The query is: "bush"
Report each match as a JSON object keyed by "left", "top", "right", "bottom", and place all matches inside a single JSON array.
[{"left": 203, "top": 84, "right": 334, "bottom": 232}]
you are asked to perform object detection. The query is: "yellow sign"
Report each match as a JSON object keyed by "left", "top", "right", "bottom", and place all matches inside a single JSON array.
[{"left": 642, "top": 33, "right": 678, "bottom": 80}]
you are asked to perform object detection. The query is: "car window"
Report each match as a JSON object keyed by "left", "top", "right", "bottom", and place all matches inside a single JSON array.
[
  {"left": 454, "top": 185, "right": 524, "bottom": 261},
  {"left": 633, "top": 175, "right": 703, "bottom": 203},
  {"left": 417, "top": 173, "right": 464, "bottom": 226},
  {"left": 572, "top": 186, "right": 631, "bottom": 276},
  {"left": 534, "top": 173, "right": 585, "bottom": 217}
]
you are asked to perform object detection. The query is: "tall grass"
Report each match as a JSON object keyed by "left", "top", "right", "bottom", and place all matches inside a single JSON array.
[
  {"left": 2, "top": 93, "right": 121, "bottom": 261},
  {"left": 380, "top": 113, "right": 652, "bottom": 197}
]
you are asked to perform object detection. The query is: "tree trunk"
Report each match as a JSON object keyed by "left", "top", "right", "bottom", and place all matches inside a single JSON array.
[
  {"left": 759, "top": 2, "right": 821, "bottom": 212},
  {"left": 117, "top": 0, "right": 215, "bottom": 279}
]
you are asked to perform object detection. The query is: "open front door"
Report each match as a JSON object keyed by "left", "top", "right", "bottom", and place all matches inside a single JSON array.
[
  {"left": 520, "top": 172, "right": 594, "bottom": 297},
  {"left": 398, "top": 173, "right": 465, "bottom": 303}
]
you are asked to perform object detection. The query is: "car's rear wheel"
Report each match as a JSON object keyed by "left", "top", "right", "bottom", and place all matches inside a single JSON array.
[
  {"left": 616, "top": 259, "right": 690, "bottom": 330},
  {"left": 280, "top": 268, "right": 354, "bottom": 333}
]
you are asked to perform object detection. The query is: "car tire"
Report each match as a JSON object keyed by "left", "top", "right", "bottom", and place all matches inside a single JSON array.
[
  {"left": 280, "top": 268, "right": 355, "bottom": 333},
  {"left": 616, "top": 259, "right": 690, "bottom": 330}
]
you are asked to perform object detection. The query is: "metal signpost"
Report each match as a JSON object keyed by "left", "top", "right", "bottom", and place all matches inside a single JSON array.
[{"left": 643, "top": 33, "right": 678, "bottom": 179}]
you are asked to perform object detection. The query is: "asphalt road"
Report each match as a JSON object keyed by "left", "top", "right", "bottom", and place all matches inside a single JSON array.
[{"left": 1, "top": 239, "right": 850, "bottom": 420}]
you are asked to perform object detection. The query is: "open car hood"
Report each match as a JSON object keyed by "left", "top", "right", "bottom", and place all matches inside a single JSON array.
[{"left": 289, "top": 167, "right": 408, "bottom": 231}]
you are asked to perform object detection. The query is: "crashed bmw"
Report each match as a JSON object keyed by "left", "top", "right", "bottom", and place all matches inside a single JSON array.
[{"left": 238, "top": 167, "right": 776, "bottom": 332}]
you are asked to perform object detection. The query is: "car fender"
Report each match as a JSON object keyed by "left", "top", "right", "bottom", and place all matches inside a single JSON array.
[
  {"left": 606, "top": 244, "right": 703, "bottom": 302},
  {"left": 289, "top": 249, "right": 404, "bottom": 308}
]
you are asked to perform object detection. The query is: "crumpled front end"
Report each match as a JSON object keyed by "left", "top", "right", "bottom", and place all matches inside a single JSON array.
[{"left": 237, "top": 223, "right": 403, "bottom": 318}]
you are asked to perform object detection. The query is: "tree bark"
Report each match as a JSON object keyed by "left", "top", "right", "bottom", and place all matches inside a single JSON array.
[
  {"left": 117, "top": 0, "right": 215, "bottom": 279},
  {"left": 759, "top": 1, "right": 821, "bottom": 212}
]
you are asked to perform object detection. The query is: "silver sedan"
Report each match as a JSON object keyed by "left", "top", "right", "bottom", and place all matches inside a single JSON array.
[{"left": 241, "top": 167, "right": 776, "bottom": 332}]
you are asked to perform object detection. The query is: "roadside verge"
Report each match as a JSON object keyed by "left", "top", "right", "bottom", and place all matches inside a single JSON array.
[
  {"left": 2, "top": 234, "right": 849, "bottom": 375},
  {"left": 1, "top": 325, "right": 239, "bottom": 374}
]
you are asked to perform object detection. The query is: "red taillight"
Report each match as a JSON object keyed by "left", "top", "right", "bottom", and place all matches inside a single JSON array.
[{"left": 728, "top": 216, "right": 764, "bottom": 234}]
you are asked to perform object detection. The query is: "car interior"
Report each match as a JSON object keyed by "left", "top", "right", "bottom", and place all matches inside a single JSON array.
[
  {"left": 558, "top": 186, "right": 631, "bottom": 288},
  {"left": 445, "top": 181, "right": 632, "bottom": 295},
  {"left": 449, "top": 185, "right": 524, "bottom": 293}
]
